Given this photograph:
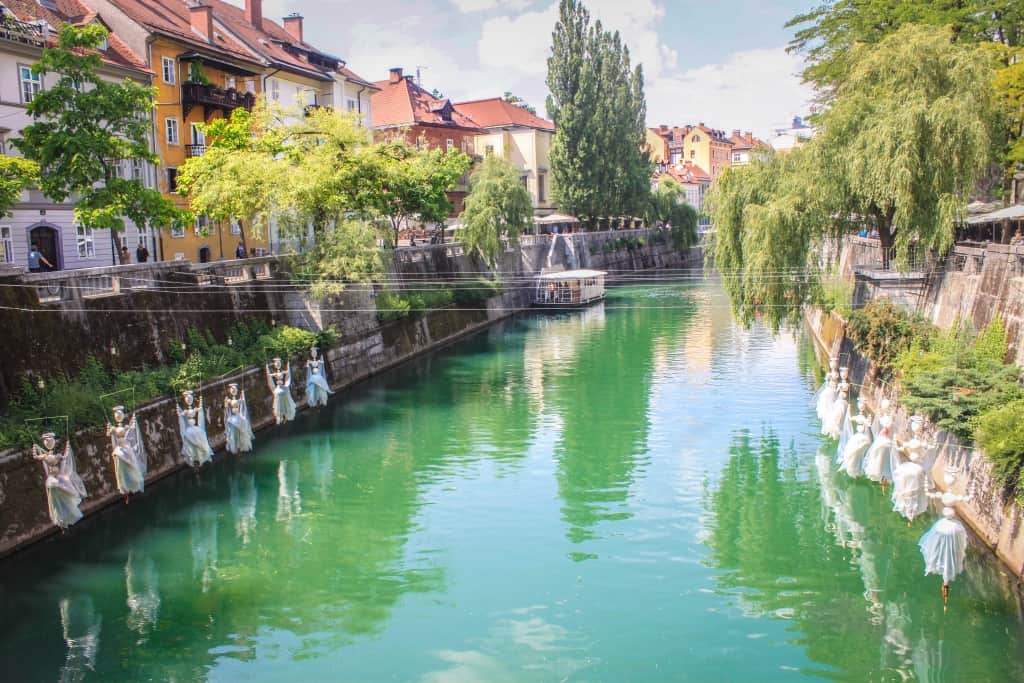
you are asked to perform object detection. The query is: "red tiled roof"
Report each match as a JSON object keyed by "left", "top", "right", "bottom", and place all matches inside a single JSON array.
[
  {"left": 372, "top": 74, "right": 483, "bottom": 131},
  {"left": 1, "top": 0, "right": 148, "bottom": 72},
  {"left": 454, "top": 98, "right": 554, "bottom": 132},
  {"left": 105, "top": 0, "right": 259, "bottom": 64},
  {"left": 657, "top": 161, "right": 711, "bottom": 185},
  {"left": 728, "top": 130, "right": 768, "bottom": 150}
]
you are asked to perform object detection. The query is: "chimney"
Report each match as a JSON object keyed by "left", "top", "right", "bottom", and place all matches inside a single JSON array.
[
  {"left": 189, "top": 5, "right": 214, "bottom": 42},
  {"left": 245, "top": 0, "right": 262, "bottom": 31},
  {"left": 659, "top": 124, "right": 668, "bottom": 132},
  {"left": 282, "top": 13, "right": 303, "bottom": 43},
  {"left": 731, "top": 129, "right": 741, "bottom": 139},
  {"left": 389, "top": 67, "right": 403, "bottom": 83}
]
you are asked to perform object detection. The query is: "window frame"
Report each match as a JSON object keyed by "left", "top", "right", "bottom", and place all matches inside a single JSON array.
[
  {"left": 166, "top": 167, "right": 178, "bottom": 193},
  {"left": 19, "top": 64, "right": 41, "bottom": 104},
  {"left": 0, "top": 225, "right": 12, "bottom": 264},
  {"left": 165, "top": 117, "right": 180, "bottom": 146},
  {"left": 270, "top": 78, "right": 280, "bottom": 102},
  {"left": 230, "top": 218, "right": 242, "bottom": 235},
  {"left": 446, "top": 138, "right": 454, "bottom": 152},
  {"left": 76, "top": 224, "right": 95, "bottom": 258},
  {"left": 538, "top": 173, "right": 546, "bottom": 202},
  {"left": 162, "top": 56, "right": 176, "bottom": 85}
]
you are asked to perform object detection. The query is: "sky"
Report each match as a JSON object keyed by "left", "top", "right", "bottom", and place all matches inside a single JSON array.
[{"left": 226, "top": 0, "right": 817, "bottom": 138}]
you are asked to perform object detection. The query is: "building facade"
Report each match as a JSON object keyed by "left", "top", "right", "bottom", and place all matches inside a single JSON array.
[
  {"left": 455, "top": 98, "right": 555, "bottom": 215},
  {"left": 0, "top": 0, "right": 155, "bottom": 272},
  {"left": 728, "top": 130, "right": 769, "bottom": 166},
  {"left": 655, "top": 161, "right": 711, "bottom": 231},
  {"left": 682, "top": 124, "right": 732, "bottom": 183}
]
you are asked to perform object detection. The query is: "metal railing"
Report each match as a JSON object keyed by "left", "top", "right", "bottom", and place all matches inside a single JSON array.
[{"left": 185, "top": 144, "right": 206, "bottom": 158}]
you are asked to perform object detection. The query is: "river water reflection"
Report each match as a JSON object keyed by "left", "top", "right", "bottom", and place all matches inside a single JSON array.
[{"left": 1, "top": 282, "right": 1022, "bottom": 682}]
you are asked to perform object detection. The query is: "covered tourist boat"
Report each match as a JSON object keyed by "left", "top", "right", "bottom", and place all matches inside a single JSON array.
[{"left": 533, "top": 269, "right": 607, "bottom": 307}]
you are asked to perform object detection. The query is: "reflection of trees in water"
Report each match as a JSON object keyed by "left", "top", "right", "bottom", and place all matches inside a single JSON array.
[
  {"left": 705, "top": 430, "right": 1024, "bottom": 683},
  {"left": 553, "top": 301, "right": 692, "bottom": 545}
]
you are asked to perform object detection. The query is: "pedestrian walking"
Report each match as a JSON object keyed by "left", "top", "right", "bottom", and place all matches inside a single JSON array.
[{"left": 27, "top": 243, "right": 52, "bottom": 272}]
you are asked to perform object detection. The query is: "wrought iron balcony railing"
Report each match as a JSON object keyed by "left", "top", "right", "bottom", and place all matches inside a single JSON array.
[{"left": 182, "top": 83, "right": 256, "bottom": 119}]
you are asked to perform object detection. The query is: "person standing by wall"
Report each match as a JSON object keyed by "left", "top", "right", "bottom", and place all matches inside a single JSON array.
[
  {"left": 136, "top": 240, "right": 149, "bottom": 263},
  {"left": 235, "top": 241, "right": 246, "bottom": 259},
  {"left": 120, "top": 246, "right": 130, "bottom": 265},
  {"left": 27, "top": 243, "right": 53, "bottom": 273}
]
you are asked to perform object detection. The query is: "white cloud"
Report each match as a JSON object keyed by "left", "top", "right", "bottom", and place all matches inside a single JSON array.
[
  {"left": 645, "top": 47, "right": 815, "bottom": 139},
  {"left": 451, "top": 0, "right": 530, "bottom": 12},
  {"left": 478, "top": 5, "right": 558, "bottom": 76}
]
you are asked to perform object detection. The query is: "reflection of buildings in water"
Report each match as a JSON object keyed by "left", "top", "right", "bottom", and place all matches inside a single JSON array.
[
  {"left": 125, "top": 550, "right": 160, "bottom": 638},
  {"left": 230, "top": 473, "right": 258, "bottom": 545},
  {"left": 308, "top": 434, "right": 335, "bottom": 500},
  {"left": 680, "top": 289, "right": 714, "bottom": 377},
  {"left": 522, "top": 303, "right": 606, "bottom": 409},
  {"left": 59, "top": 595, "right": 101, "bottom": 683},
  {"left": 190, "top": 507, "right": 219, "bottom": 593},
  {"left": 276, "top": 460, "right": 302, "bottom": 524}
]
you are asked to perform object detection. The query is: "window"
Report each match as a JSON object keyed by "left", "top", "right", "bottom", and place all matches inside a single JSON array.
[
  {"left": 538, "top": 173, "right": 546, "bottom": 202},
  {"left": 485, "top": 145, "right": 494, "bottom": 157},
  {"left": 244, "top": 79, "right": 255, "bottom": 93},
  {"left": 165, "top": 117, "right": 179, "bottom": 145},
  {"left": 0, "top": 226, "right": 11, "bottom": 263},
  {"left": 521, "top": 175, "right": 528, "bottom": 190},
  {"left": 225, "top": 76, "right": 236, "bottom": 90},
  {"left": 732, "top": 153, "right": 742, "bottom": 162},
  {"left": 230, "top": 218, "right": 242, "bottom": 235},
  {"left": 166, "top": 167, "right": 178, "bottom": 193},
  {"left": 97, "top": 35, "right": 108, "bottom": 51},
  {"left": 162, "top": 57, "right": 175, "bottom": 84},
  {"left": 346, "top": 98, "right": 358, "bottom": 112},
  {"left": 170, "top": 222, "right": 185, "bottom": 238},
  {"left": 191, "top": 123, "right": 205, "bottom": 145},
  {"left": 130, "top": 159, "right": 145, "bottom": 183},
  {"left": 446, "top": 138, "right": 454, "bottom": 152},
  {"left": 691, "top": 135, "right": 700, "bottom": 142},
  {"left": 194, "top": 214, "right": 209, "bottom": 236},
  {"left": 76, "top": 225, "right": 95, "bottom": 257},
  {"left": 690, "top": 150, "right": 695, "bottom": 159},
  {"left": 270, "top": 79, "right": 280, "bottom": 101},
  {"left": 19, "top": 65, "right": 41, "bottom": 103}
]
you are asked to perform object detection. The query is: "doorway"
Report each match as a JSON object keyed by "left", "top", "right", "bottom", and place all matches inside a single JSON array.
[
  {"left": 198, "top": 246, "right": 211, "bottom": 263},
  {"left": 29, "top": 225, "right": 60, "bottom": 271}
]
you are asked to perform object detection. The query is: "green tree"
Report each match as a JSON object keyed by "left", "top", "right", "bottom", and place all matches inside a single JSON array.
[
  {"left": 503, "top": 91, "right": 537, "bottom": 115},
  {"left": 0, "top": 157, "right": 38, "bottom": 217},
  {"left": 710, "top": 26, "right": 998, "bottom": 329},
  {"left": 14, "top": 24, "right": 185, "bottom": 242},
  {"left": 459, "top": 155, "right": 533, "bottom": 264},
  {"left": 546, "top": 0, "right": 651, "bottom": 228},
  {"left": 644, "top": 176, "right": 697, "bottom": 249}
]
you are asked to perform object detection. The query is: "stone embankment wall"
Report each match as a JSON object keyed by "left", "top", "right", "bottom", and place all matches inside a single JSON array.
[
  {"left": 0, "top": 231, "right": 700, "bottom": 556},
  {"left": 807, "top": 238, "right": 1024, "bottom": 581}
]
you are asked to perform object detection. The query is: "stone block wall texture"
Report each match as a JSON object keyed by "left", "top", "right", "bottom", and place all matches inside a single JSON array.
[{"left": 0, "top": 233, "right": 700, "bottom": 556}]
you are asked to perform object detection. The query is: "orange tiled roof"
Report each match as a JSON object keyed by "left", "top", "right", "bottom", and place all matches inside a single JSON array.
[
  {"left": 105, "top": 0, "right": 260, "bottom": 64},
  {"left": 1, "top": 0, "right": 148, "bottom": 72},
  {"left": 657, "top": 161, "right": 711, "bottom": 185},
  {"left": 372, "top": 73, "right": 483, "bottom": 132},
  {"left": 728, "top": 130, "right": 768, "bottom": 150},
  {"left": 454, "top": 98, "right": 554, "bottom": 132}
]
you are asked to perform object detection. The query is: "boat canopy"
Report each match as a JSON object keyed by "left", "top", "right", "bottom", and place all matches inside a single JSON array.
[{"left": 537, "top": 269, "right": 607, "bottom": 280}]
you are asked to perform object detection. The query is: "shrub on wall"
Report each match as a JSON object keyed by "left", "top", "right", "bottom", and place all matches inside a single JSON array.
[
  {"left": 845, "top": 297, "right": 932, "bottom": 374},
  {"left": 975, "top": 399, "right": 1024, "bottom": 505}
]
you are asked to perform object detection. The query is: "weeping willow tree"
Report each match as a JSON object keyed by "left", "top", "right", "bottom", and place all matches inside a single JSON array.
[{"left": 709, "top": 24, "right": 999, "bottom": 330}]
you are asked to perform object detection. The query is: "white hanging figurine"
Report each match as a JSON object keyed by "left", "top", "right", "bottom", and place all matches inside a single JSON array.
[
  {"left": 891, "top": 415, "right": 932, "bottom": 525},
  {"left": 266, "top": 357, "right": 296, "bottom": 424},
  {"left": 919, "top": 470, "right": 971, "bottom": 610},
  {"left": 839, "top": 398, "right": 873, "bottom": 478},
  {"left": 864, "top": 398, "right": 896, "bottom": 492},
  {"left": 106, "top": 405, "right": 146, "bottom": 498},
  {"left": 32, "top": 431, "right": 87, "bottom": 529},
  {"left": 177, "top": 390, "right": 213, "bottom": 468},
  {"left": 814, "top": 356, "right": 840, "bottom": 423},
  {"left": 835, "top": 368, "right": 854, "bottom": 454},
  {"left": 223, "top": 383, "right": 254, "bottom": 454},
  {"left": 306, "top": 346, "right": 333, "bottom": 408},
  {"left": 823, "top": 367, "right": 850, "bottom": 440}
]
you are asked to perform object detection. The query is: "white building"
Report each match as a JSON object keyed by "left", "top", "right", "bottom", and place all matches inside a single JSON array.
[{"left": 0, "top": 2, "right": 155, "bottom": 272}]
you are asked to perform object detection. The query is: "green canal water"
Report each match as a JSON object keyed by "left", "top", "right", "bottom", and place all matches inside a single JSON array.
[{"left": 2, "top": 282, "right": 1023, "bottom": 682}]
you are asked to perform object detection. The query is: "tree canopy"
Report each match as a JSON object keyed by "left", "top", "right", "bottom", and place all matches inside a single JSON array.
[
  {"left": 644, "top": 177, "right": 698, "bottom": 250},
  {"left": 459, "top": 155, "right": 533, "bottom": 264},
  {"left": 546, "top": 0, "right": 651, "bottom": 227},
  {"left": 503, "top": 92, "right": 537, "bottom": 116},
  {"left": 710, "top": 25, "right": 998, "bottom": 330},
  {"left": 14, "top": 24, "right": 184, "bottom": 233}
]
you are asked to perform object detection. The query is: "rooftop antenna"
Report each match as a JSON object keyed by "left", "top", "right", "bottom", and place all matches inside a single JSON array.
[{"left": 415, "top": 65, "right": 428, "bottom": 86}]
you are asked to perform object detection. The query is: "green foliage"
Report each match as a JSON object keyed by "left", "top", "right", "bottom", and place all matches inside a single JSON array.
[
  {"left": 502, "top": 91, "right": 537, "bottom": 115},
  {"left": 291, "top": 219, "right": 382, "bottom": 300},
  {"left": 460, "top": 156, "right": 533, "bottom": 264},
  {"left": 710, "top": 26, "right": 998, "bottom": 329},
  {"left": 452, "top": 278, "right": 501, "bottom": 305},
  {"left": 13, "top": 24, "right": 186, "bottom": 232},
  {"left": 846, "top": 298, "right": 933, "bottom": 374},
  {"left": 0, "top": 321, "right": 333, "bottom": 450},
  {"left": 376, "top": 288, "right": 455, "bottom": 323},
  {"left": 975, "top": 400, "right": 1024, "bottom": 504},
  {"left": 644, "top": 176, "right": 698, "bottom": 250},
  {"left": 816, "top": 274, "right": 853, "bottom": 318},
  {"left": 0, "top": 156, "right": 37, "bottom": 218},
  {"left": 896, "top": 317, "right": 1022, "bottom": 440},
  {"left": 546, "top": 0, "right": 651, "bottom": 227}
]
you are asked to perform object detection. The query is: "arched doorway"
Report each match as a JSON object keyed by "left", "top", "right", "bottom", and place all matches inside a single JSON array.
[
  {"left": 29, "top": 225, "right": 60, "bottom": 271},
  {"left": 198, "top": 246, "right": 211, "bottom": 263}
]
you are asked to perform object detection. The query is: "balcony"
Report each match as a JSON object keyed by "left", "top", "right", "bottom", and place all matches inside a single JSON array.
[
  {"left": 185, "top": 144, "right": 206, "bottom": 158},
  {"left": 182, "top": 82, "right": 256, "bottom": 120},
  {"left": 0, "top": 13, "right": 45, "bottom": 48}
]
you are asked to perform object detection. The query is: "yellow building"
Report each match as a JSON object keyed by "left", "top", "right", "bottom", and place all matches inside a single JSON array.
[
  {"left": 89, "top": 0, "right": 269, "bottom": 263},
  {"left": 456, "top": 98, "right": 556, "bottom": 214},
  {"left": 682, "top": 124, "right": 733, "bottom": 184}
]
